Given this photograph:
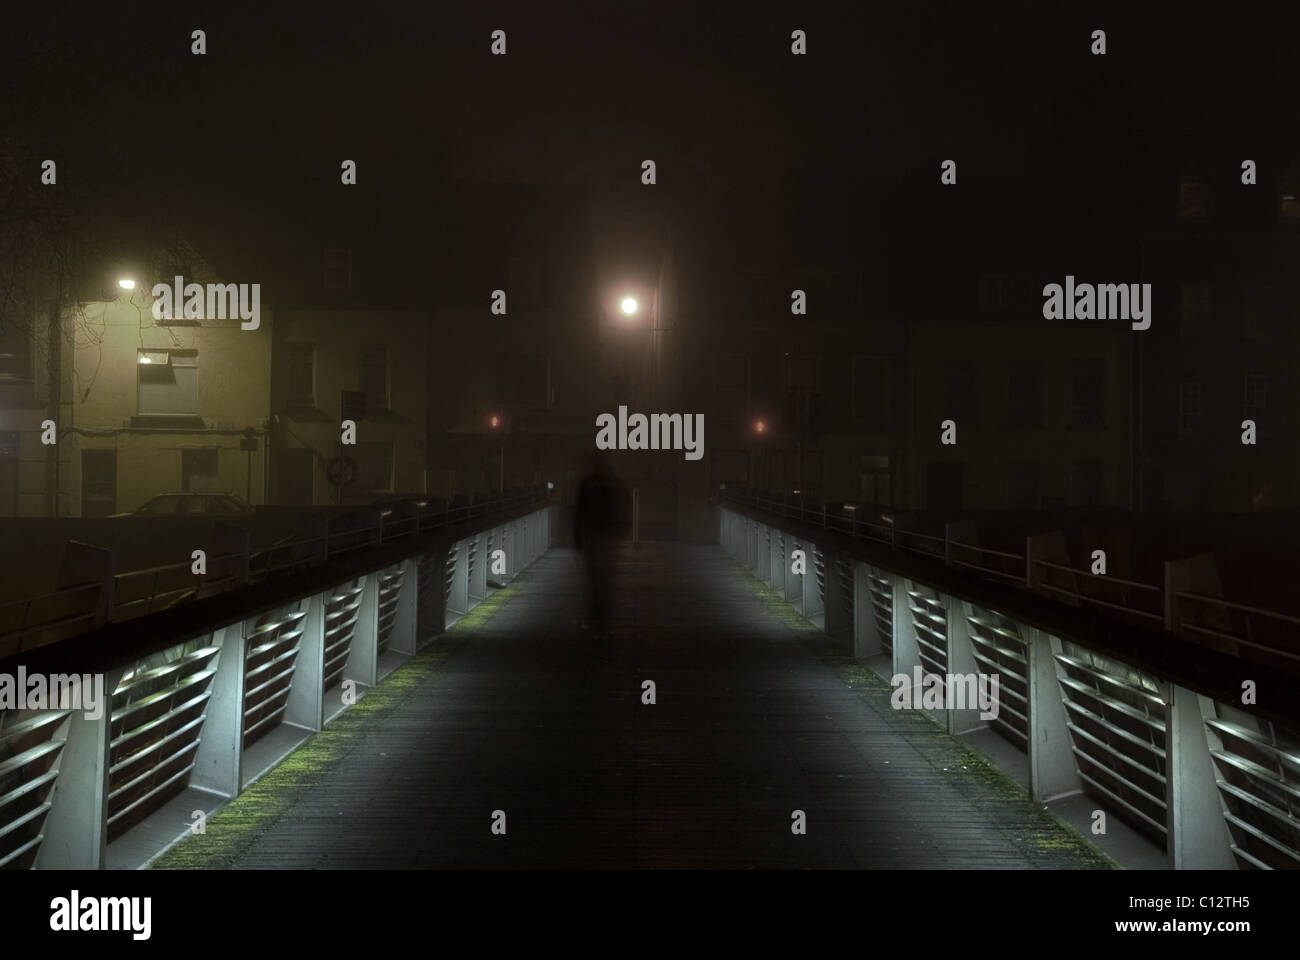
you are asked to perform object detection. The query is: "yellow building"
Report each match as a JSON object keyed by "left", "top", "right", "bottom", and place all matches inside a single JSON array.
[{"left": 0, "top": 250, "right": 274, "bottom": 517}]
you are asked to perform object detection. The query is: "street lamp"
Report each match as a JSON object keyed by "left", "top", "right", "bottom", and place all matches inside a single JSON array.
[
  {"left": 620, "top": 295, "right": 639, "bottom": 316},
  {"left": 118, "top": 278, "right": 135, "bottom": 291},
  {"left": 489, "top": 412, "right": 504, "bottom": 492}
]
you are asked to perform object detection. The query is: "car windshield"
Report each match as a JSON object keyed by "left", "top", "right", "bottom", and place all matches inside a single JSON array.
[{"left": 138, "top": 495, "right": 185, "bottom": 515}]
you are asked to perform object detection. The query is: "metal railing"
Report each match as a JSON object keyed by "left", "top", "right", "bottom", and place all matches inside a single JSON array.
[
  {"left": 718, "top": 489, "right": 1300, "bottom": 669},
  {"left": 0, "top": 488, "right": 549, "bottom": 660}
]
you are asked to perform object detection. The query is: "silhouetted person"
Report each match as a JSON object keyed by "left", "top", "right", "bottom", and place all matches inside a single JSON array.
[{"left": 574, "top": 450, "right": 628, "bottom": 640}]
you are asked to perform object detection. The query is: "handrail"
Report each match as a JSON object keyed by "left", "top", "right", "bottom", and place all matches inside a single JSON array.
[
  {"left": 0, "top": 488, "right": 549, "bottom": 657},
  {"left": 1031, "top": 558, "right": 1162, "bottom": 594},
  {"left": 717, "top": 488, "right": 1300, "bottom": 666}
]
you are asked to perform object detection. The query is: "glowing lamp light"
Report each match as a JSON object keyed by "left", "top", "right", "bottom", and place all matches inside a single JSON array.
[
  {"left": 754, "top": 419, "right": 767, "bottom": 434},
  {"left": 118, "top": 278, "right": 135, "bottom": 290},
  {"left": 489, "top": 415, "right": 500, "bottom": 428},
  {"left": 620, "top": 296, "right": 638, "bottom": 315}
]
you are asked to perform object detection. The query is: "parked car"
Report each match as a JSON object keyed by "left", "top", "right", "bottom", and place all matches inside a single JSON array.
[{"left": 110, "top": 492, "right": 256, "bottom": 518}]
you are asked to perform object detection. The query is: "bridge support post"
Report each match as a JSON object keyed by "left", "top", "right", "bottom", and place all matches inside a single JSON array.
[
  {"left": 853, "top": 562, "right": 883, "bottom": 662},
  {"left": 945, "top": 598, "right": 984, "bottom": 736},
  {"left": 751, "top": 524, "right": 766, "bottom": 577},
  {"left": 284, "top": 593, "right": 326, "bottom": 732},
  {"left": 33, "top": 665, "right": 126, "bottom": 869},
  {"left": 519, "top": 516, "right": 530, "bottom": 570},
  {"left": 347, "top": 571, "right": 381, "bottom": 689},
  {"left": 190, "top": 623, "right": 247, "bottom": 801},
  {"left": 785, "top": 538, "right": 803, "bottom": 612},
  {"left": 802, "top": 544, "right": 825, "bottom": 628},
  {"left": 421, "top": 547, "right": 449, "bottom": 645},
  {"left": 469, "top": 533, "right": 488, "bottom": 603},
  {"left": 448, "top": 538, "right": 470, "bottom": 624},
  {"left": 892, "top": 576, "right": 921, "bottom": 686},
  {"left": 1165, "top": 684, "right": 1235, "bottom": 868},
  {"left": 824, "top": 554, "right": 852, "bottom": 643},
  {"left": 770, "top": 530, "right": 786, "bottom": 593},
  {"left": 1025, "top": 628, "right": 1080, "bottom": 803},
  {"left": 389, "top": 557, "right": 419, "bottom": 657},
  {"left": 505, "top": 523, "right": 520, "bottom": 579}
]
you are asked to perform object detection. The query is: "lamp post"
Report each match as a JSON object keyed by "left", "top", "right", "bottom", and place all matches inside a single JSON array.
[{"left": 489, "top": 413, "right": 504, "bottom": 492}]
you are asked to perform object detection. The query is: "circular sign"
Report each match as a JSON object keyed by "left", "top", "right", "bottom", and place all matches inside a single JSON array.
[{"left": 326, "top": 456, "right": 358, "bottom": 486}]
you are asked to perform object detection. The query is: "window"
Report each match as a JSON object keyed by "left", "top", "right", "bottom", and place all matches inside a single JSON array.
[
  {"left": 81, "top": 450, "right": 116, "bottom": 518},
  {"left": 715, "top": 354, "right": 749, "bottom": 420},
  {"left": 137, "top": 349, "right": 198, "bottom": 416},
  {"left": 324, "top": 248, "right": 352, "bottom": 290},
  {"left": 1177, "top": 178, "right": 1213, "bottom": 221},
  {"left": 182, "top": 448, "right": 220, "bottom": 492},
  {"left": 860, "top": 454, "right": 891, "bottom": 505},
  {"left": 0, "top": 328, "right": 31, "bottom": 380},
  {"left": 286, "top": 342, "right": 315, "bottom": 405},
  {"left": 358, "top": 343, "right": 388, "bottom": 410},
  {"left": 354, "top": 441, "right": 394, "bottom": 493},
  {"left": 1244, "top": 373, "right": 1267, "bottom": 414},
  {"left": 1069, "top": 460, "right": 1104, "bottom": 508},
  {"left": 1178, "top": 378, "right": 1204, "bottom": 435},
  {"left": 851, "top": 356, "right": 890, "bottom": 426},
  {"left": 1243, "top": 286, "right": 1275, "bottom": 340},
  {"left": 507, "top": 257, "right": 544, "bottom": 305},
  {"left": 1007, "top": 459, "right": 1040, "bottom": 509},
  {"left": 1007, "top": 357, "right": 1043, "bottom": 427},
  {"left": 1070, "top": 358, "right": 1105, "bottom": 427},
  {"left": 944, "top": 355, "right": 978, "bottom": 423},
  {"left": 1179, "top": 284, "right": 1211, "bottom": 338}
]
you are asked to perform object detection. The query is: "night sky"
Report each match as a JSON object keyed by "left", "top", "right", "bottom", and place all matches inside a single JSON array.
[{"left": 11, "top": 3, "right": 1299, "bottom": 199}]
